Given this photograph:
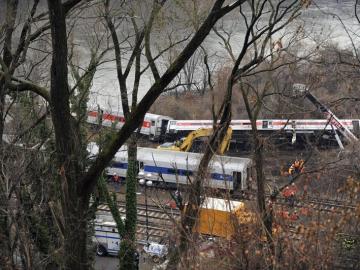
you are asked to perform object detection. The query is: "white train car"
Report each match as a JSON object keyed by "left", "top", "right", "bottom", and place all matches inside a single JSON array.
[
  {"left": 138, "top": 148, "right": 251, "bottom": 191},
  {"left": 87, "top": 110, "right": 173, "bottom": 141},
  {"left": 166, "top": 119, "right": 360, "bottom": 134},
  {"left": 166, "top": 119, "right": 360, "bottom": 146},
  {"left": 93, "top": 144, "right": 252, "bottom": 191}
]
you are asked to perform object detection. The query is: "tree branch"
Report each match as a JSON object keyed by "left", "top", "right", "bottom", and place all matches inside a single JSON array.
[
  {"left": 0, "top": 70, "right": 50, "bottom": 102},
  {"left": 80, "top": 0, "right": 241, "bottom": 195}
]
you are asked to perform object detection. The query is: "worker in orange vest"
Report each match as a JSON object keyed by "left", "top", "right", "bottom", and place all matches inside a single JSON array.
[
  {"left": 288, "top": 159, "right": 305, "bottom": 175},
  {"left": 282, "top": 183, "right": 297, "bottom": 207},
  {"left": 112, "top": 173, "right": 120, "bottom": 183}
]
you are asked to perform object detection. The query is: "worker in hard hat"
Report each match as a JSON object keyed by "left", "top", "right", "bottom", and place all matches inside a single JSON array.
[
  {"left": 112, "top": 172, "right": 120, "bottom": 183},
  {"left": 282, "top": 183, "right": 297, "bottom": 207},
  {"left": 288, "top": 159, "right": 305, "bottom": 175}
]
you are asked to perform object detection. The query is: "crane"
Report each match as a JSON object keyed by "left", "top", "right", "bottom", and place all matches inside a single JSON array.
[{"left": 293, "top": 83, "right": 359, "bottom": 149}]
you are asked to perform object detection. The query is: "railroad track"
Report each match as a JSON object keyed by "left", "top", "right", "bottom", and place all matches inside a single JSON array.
[
  {"left": 96, "top": 203, "right": 179, "bottom": 243},
  {"left": 97, "top": 202, "right": 180, "bottom": 224},
  {"left": 235, "top": 191, "right": 358, "bottom": 212},
  {"left": 96, "top": 189, "right": 357, "bottom": 244},
  {"left": 117, "top": 201, "right": 181, "bottom": 216}
]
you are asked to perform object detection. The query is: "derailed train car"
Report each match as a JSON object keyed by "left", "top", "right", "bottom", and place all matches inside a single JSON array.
[
  {"left": 87, "top": 110, "right": 172, "bottom": 141},
  {"left": 87, "top": 143, "right": 252, "bottom": 192},
  {"left": 165, "top": 119, "right": 360, "bottom": 149}
]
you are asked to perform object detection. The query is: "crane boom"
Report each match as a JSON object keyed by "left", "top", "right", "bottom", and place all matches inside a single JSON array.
[{"left": 305, "top": 92, "right": 358, "bottom": 143}]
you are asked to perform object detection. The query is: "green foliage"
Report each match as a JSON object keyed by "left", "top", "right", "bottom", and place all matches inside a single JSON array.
[
  {"left": 95, "top": 142, "right": 139, "bottom": 270},
  {"left": 124, "top": 142, "right": 138, "bottom": 241},
  {"left": 16, "top": 92, "right": 50, "bottom": 145},
  {"left": 27, "top": 212, "right": 51, "bottom": 254},
  {"left": 95, "top": 112, "right": 119, "bottom": 152},
  {"left": 69, "top": 52, "right": 96, "bottom": 123},
  {"left": 117, "top": 140, "right": 138, "bottom": 270},
  {"left": 97, "top": 173, "right": 126, "bottom": 236},
  {"left": 118, "top": 239, "right": 137, "bottom": 270},
  {"left": 19, "top": 152, "right": 55, "bottom": 253}
]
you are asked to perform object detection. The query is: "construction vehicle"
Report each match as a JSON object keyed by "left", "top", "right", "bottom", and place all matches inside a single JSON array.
[
  {"left": 157, "top": 127, "right": 233, "bottom": 154},
  {"left": 293, "top": 83, "right": 359, "bottom": 149}
]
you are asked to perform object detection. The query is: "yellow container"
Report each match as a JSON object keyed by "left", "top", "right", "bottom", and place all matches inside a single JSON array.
[{"left": 194, "top": 197, "right": 252, "bottom": 239}]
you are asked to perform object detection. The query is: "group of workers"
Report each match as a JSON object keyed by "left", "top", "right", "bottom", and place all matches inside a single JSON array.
[{"left": 282, "top": 159, "right": 305, "bottom": 206}]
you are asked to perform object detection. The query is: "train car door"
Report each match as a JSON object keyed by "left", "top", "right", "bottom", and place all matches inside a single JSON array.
[
  {"left": 263, "top": 121, "right": 268, "bottom": 129},
  {"left": 233, "top": 171, "right": 242, "bottom": 191},
  {"left": 160, "top": 119, "right": 170, "bottom": 140},
  {"left": 150, "top": 120, "right": 156, "bottom": 139},
  {"left": 352, "top": 120, "right": 360, "bottom": 137}
]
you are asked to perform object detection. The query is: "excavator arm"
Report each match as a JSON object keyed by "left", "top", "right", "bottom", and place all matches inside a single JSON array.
[
  {"left": 158, "top": 127, "right": 233, "bottom": 154},
  {"left": 178, "top": 128, "right": 213, "bottom": 151}
]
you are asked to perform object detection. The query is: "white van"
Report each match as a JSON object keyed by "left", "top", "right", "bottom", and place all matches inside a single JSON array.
[{"left": 93, "top": 218, "right": 121, "bottom": 256}]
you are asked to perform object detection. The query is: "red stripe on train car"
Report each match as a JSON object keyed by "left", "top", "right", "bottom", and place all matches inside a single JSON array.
[
  {"left": 88, "top": 111, "right": 97, "bottom": 117},
  {"left": 175, "top": 121, "right": 257, "bottom": 126},
  {"left": 103, "top": 114, "right": 119, "bottom": 122},
  {"left": 271, "top": 121, "right": 353, "bottom": 126}
]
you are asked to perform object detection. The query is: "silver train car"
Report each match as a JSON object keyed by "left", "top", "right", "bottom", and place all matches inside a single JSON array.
[{"left": 88, "top": 143, "right": 252, "bottom": 191}]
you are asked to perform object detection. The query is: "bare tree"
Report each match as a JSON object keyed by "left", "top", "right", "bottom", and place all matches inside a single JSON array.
[
  {"left": 166, "top": 1, "right": 306, "bottom": 268},
  {"left": 1, "top": 0, "right": 257, "bottom": 269}
]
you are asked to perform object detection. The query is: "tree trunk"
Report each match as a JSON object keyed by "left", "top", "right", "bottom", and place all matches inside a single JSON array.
[
  {"left": 254, "top": 136, "right": 266, "bottom": 214},
  {"left": 167, "top": 105, "right": 231, "bottom": 269},
  {"left": 0, "top": 214, "right": 14, "bottom": 270},
  {"left": 119, "top": 135, "right": 138, "bottom": 270},
  {"left": 63, "top": 198, "right": 90, "bottom": 270},
  {"left": 252, "top": 128, "right": 273, "bottom": 253},
  {"left": 0, "top": 1, "right": 19, "bottom": 268},
  {"left": 47, "top": 1, "right": 90, "bottom": 269}
]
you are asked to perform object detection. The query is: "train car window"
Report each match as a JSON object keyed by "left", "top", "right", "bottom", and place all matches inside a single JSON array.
[
  {"left": 151, "top": 120, "right": 156, "bottom": 126},
  {"left": 138, "top": 162, "right": 144, "bottom": 174}
]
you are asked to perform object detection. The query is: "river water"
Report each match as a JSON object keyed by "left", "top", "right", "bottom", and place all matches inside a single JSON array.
[
  {"left": 2, "top": 0, "right": 358, "bottom": 113},
  {"left": 86, "top": 0, "right": 359, "bottom": 113}
]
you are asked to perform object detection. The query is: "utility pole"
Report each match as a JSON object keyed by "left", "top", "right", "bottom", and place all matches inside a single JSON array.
[{"left": 139, "top": 176, "right": 153, "bottom": 242}]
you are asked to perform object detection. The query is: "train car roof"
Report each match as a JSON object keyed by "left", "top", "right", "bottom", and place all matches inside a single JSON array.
[
  {"left": 200, "top": 197, "right": 245, "bottom": 212},
  {"left": 136, "top": 147, "right": 252, "bottom": 171},
  {"left": 169, "top": 119, "right": 359, "bottom": 123},
  {"left": 167, "top": 119, "right": 360, "bottom": 131},
  {"left": 144, "top": 113, "right": 173, "bottom": 120},
  {"left": 87, "top": 143, "right": 251, "bottom": 171},
  {"left": 87, "top": 108, "right": 173, "bottom": 120}
]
